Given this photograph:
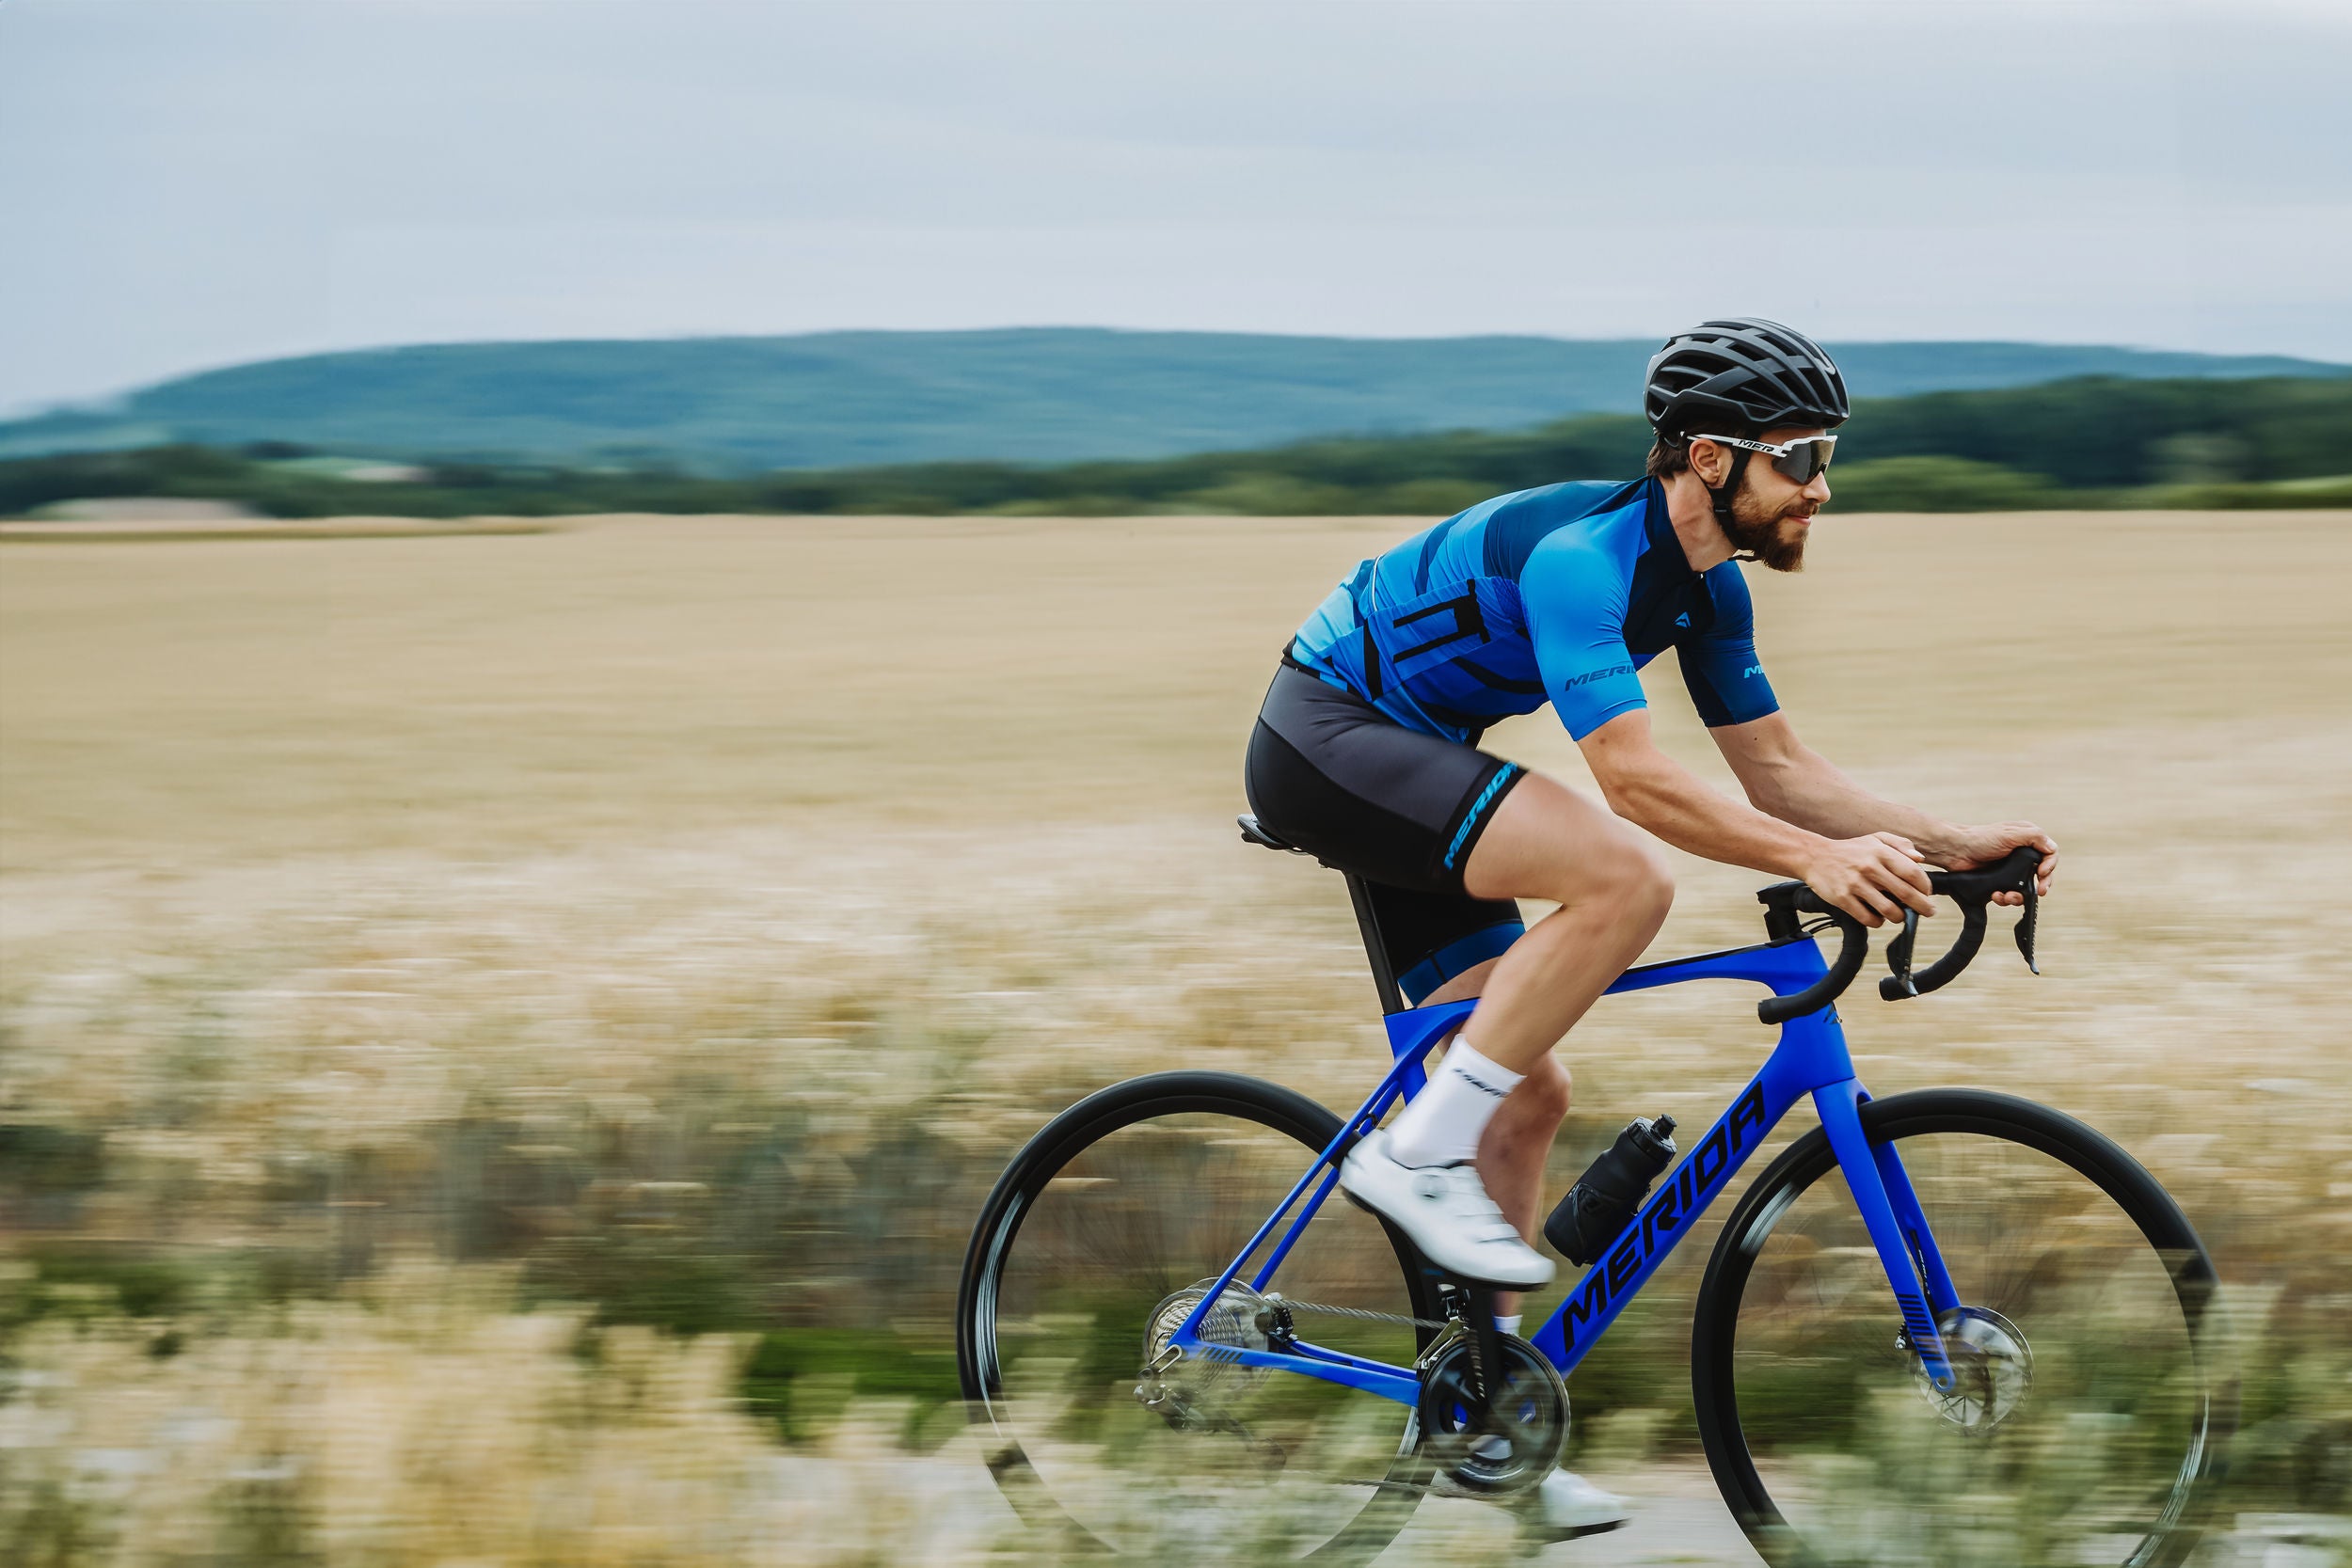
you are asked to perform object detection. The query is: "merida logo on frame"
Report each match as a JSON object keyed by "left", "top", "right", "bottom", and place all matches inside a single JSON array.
[{"left": 1557, "top": 1080, "right": 1770, "bottom": 1350}]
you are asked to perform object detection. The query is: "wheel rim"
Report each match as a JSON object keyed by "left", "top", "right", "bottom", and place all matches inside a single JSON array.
[
  {"left": 1718, "top": 1118, "right": 2217, "bottom": 1568},
  {"left": 966, "top": 1093, "right": 1430, "bottom": 1560}
]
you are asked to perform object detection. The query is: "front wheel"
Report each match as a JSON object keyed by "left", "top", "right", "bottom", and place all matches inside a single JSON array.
[{"left": 1692, "top": 1088, "right": 2233, "bottom": 1568}]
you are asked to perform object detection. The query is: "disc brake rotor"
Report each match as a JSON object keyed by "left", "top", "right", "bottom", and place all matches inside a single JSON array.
[{"left": 1911, "top": 1306, "right": 2034, "bottom": 1433}]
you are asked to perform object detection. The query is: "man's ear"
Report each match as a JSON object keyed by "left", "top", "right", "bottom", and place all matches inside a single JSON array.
[{"left": 1688, "top": 436, "right": 1732, "bottom": 487}]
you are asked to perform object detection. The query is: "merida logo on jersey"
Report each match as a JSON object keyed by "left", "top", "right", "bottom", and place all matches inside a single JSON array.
[{"left": 1563, "top": 664, "right": 1634, "bottom": 689}]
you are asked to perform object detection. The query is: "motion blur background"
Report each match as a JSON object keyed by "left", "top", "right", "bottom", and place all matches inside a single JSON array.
[{"left": 2, "top": 3, "right": 2348, "bottom": 1564}]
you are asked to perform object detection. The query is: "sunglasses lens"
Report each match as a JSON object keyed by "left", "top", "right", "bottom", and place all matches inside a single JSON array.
[{"left": 1772, "top": 439, "right": 1832, "bottom": 483}]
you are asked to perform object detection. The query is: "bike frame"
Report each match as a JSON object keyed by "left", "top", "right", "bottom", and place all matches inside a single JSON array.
[{"left": 1168, "top": 928, "right": 1965, "bottom": 1399}]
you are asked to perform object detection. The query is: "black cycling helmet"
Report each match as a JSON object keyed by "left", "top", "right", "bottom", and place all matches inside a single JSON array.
[
  {"left": 1645, "top": 318, "right": 1849, "bottom": 531},
  {"left": 1644, "top": 317, "right": 1850, "bottom": 438}
]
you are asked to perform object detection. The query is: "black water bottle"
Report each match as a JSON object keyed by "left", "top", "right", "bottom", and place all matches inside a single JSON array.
[{"left": 1542, "top": 1115, "right": 1677, "bottom": 1266}]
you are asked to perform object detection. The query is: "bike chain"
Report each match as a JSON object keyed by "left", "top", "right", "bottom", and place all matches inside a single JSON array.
[{"left": 1268, "top": 1294, "right": 1453, "bottom": 1332}]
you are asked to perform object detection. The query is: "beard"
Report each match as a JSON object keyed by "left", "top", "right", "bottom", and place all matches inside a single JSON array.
[{"left": 1720, "top": 484, "right": 1812, "bottom": 573}]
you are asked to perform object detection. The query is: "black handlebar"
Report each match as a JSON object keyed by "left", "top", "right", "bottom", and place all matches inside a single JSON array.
[
  {"left": 1882, "top": 846, "right": 2043, "bottom": 1000},
  {"left": 1754, "top": 846, "right": 2042, "bottom": 1026},
  {"left": 1754, "top": 886, "right": 1870, "bottom": 1025}
]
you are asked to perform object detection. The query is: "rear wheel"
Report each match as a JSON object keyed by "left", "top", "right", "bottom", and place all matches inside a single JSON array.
[
  {"left": 1692, "top": 1089, "right": 2232, "bottom": 1568},
  {"left": 956, "top": 1071, "right": 1440, "bottom": 1562}
]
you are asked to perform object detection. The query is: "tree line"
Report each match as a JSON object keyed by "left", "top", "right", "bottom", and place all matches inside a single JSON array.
[{"left": 4, "top": 374, "right": 2346, "bottom": 520}]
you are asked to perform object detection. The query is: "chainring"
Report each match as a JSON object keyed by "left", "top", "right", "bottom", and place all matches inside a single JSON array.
[{"left": 1414, "top": 1332, "right": 1569, "bottom": 1497}]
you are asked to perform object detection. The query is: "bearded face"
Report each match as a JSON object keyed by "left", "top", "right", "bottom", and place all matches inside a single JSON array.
[{"left": 1720, "top": 467, "right": 1814, "bottom": 573}]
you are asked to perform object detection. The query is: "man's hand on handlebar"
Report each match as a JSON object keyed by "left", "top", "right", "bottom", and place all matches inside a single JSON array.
[
  {"left": 1935, "top": 822, "right": 2058, "bottom": 907},
  {"left": 1799, "top": 832, "right": 1936, "bottom": 928}
]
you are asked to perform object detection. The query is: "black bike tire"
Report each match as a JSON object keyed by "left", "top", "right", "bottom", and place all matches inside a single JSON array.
[
  {"left": 1690, "top": 1087, "right": 2233, "bottom": 1568},
  {"left": 955, "top": 1069, "right": 1442, "bottom": 1562}
]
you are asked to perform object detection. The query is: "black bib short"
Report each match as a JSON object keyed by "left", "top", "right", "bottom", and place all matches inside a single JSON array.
[{"left": 1244, "top": 659, "right": 1527, "bottom": 1006}]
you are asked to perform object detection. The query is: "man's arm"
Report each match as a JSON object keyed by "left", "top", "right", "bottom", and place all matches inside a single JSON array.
[
  {"left": 1577, "top": 709, "right": 1939, "bottom": 927},
  {"left": 1522, "top": 537, "right": 1949, "bottom": 927},
  {"left": 1709, "top": 711, "right": 2057, "bottom": 904}
]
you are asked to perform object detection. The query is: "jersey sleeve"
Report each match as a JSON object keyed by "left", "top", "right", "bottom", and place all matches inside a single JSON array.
[
  {"left": 1520, "top": 532, "right": 1649, "bottom": 740},
  {"left": 1677, "top": 562, "right": 1781, "bottom": 728}
]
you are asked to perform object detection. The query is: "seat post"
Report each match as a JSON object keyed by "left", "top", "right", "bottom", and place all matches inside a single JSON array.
[
  {"left": 1343, "top": 873, "right": 1408, "bottom": 1016},
  {"left": 1237, "top": 816, "right": 1408, "bottom": 1017}
]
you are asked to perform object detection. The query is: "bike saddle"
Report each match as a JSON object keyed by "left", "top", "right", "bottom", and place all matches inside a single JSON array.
[{"left": 1237, "top": 815, "right": 1309, "bottom": 854}]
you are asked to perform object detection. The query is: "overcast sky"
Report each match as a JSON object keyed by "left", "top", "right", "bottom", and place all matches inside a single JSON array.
[{"left": 4, "top": 0, "right": 2349, "bottom": 415}]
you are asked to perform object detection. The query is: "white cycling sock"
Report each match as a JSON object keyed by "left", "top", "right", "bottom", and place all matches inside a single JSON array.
[
  {"left": 1495, "top": 1313, "right": 1522, "bottom": 1337},
  {"left": 1387, "top": 1038, "right": 1524, "bottom": 1167}
]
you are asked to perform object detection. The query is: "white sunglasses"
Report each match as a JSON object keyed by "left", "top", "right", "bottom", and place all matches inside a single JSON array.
[{"left": 1692, "top": 432, "right": 1838, "bottom": 483}]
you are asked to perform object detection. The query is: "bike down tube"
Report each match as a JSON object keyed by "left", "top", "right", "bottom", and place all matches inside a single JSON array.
[
  {"left": 1529, "top": 1056, "right": 1801, "bottom": 1374},
  {"left": 1169, "top": 999, "right": 1475, "bottom": 1377},
  {"left": 1530, "top": 934, "right": 1949, "bottom": 1376}
]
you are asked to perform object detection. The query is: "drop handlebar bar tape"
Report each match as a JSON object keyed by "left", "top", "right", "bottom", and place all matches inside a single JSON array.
[{"left": 1881, "top": 846, "right": 2043, "bottom": 1001}]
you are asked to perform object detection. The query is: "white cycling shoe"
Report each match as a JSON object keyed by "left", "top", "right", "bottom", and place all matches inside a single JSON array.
[
  {"left": 1431, "top": 1449, "right": 1631, "bottom": 1540},
  {"left": 1518, "top": 1467, "right": 1632, "bottom": 1541},
  {"left": 1339, "top": 1130, "right": 1554, "bottom": 1289}
]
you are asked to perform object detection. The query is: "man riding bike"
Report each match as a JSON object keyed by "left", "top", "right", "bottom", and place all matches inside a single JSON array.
[{"left": 1241, "top": 317, "right": 2058, "bottom": 1536}]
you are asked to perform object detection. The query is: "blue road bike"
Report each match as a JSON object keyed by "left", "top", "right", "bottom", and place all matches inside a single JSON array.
[{"left": 958, "top": 825, "right": 2228, "bottom": 1565}]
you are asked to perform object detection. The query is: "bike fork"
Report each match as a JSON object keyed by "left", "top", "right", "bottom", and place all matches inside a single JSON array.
[{"left": 1814, "top": 1082, "right": 1961, "bottom": 1390}]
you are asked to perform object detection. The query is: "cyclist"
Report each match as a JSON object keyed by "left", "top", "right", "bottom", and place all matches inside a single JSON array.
[{"left": 1243, "top": 317, "right": 2057, "bottom": 1535}]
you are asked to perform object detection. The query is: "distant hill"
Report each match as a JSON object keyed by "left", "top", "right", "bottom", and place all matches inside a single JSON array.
[{"left": 4, "top": 328, "right": 2344, "bottom": 472}]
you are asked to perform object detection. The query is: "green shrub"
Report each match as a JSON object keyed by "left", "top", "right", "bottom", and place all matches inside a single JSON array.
[
  {"left": 1171, "top": 475, "right": 1362, "bottom": 515},
  {"left": 2137, "top": 473, "right": 2352, "bottom": 509},
  {"left": 0, "top": 1125, "right": 105, "bottom": 1194},
  {"left": 739, "top": 1327, "right": 960, "bottom": 1446}
]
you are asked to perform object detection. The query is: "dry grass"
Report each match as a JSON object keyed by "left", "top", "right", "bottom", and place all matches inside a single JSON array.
[
  {"left": 0, "top": 1263, "right": 1029, "bottom": 1568},
  {"left": 3, "top": 509, "right": 2349, "bottom": 1564}
]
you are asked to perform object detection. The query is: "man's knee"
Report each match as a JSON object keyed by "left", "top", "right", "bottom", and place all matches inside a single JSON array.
[
  {"left": 1581, "top": 834, "right": 1675, "bottom": 926},
  {"left": 1627, "top": 845, "right": 1676, "bottom": 925}
]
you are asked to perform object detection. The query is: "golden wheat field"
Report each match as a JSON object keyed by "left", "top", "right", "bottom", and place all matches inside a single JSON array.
[{"left": 3, "top": 510, "right": 2349, "bottom": 1566}]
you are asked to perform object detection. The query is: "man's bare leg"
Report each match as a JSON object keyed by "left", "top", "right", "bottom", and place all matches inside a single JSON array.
[
  {"left": 1401, "top": 770, "right": 1667, "bottom": 1312},
  {"left": 1397, "top": 1036, "right": 1635, "bottom": 1525},
  {"left": 1421, "top": 964, "right": 1571, "bottom": 1321},
  {"left": 1454, "top": 771, "right": 1675, "bottom": 1070}
]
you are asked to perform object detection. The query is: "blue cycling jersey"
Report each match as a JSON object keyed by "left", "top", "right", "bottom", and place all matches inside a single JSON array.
[{"left": 1288, "top": 477, "right": 1780, "bottom": 743}]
